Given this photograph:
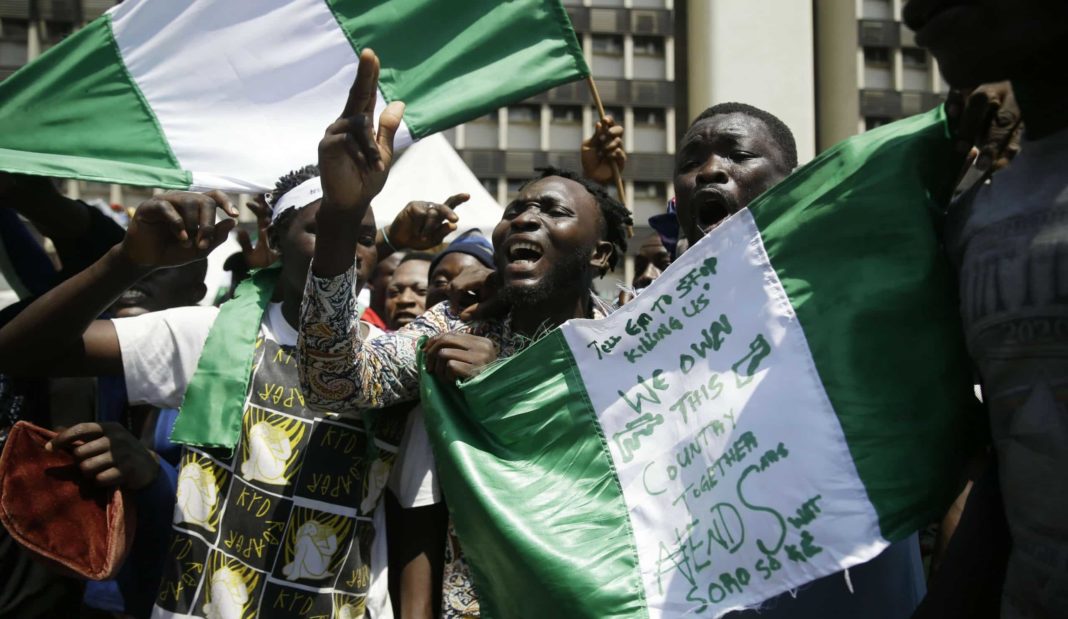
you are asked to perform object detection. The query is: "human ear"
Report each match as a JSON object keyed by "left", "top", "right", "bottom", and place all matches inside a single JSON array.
[{"left": 590, "top": 240, "right": 614, "bottom": 276}]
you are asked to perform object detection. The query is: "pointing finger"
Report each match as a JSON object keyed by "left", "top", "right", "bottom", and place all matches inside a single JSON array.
[{"left": 342, "top": 48, "right": 381, "bottom": 118}]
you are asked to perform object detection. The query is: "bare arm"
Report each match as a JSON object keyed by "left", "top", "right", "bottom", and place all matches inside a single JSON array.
[{"left": 0, "top": 191, "right": 237, "bottom": 377}]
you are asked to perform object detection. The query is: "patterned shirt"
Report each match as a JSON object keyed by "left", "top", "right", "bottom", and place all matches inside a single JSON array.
[
  {"left": 114, "top": 304, "right": 403, "bottom": 619},
  {"left": 299, "top": 267, "right": 592, "bottom": 412}
]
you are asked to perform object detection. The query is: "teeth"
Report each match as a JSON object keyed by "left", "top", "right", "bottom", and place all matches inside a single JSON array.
[{"left": 508, "top": 241, "right": 543, "bottom": 261}]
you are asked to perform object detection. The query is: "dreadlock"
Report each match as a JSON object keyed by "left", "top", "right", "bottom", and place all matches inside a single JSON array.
[
  {"left": 691, "top": 102, "right": 798, "bottom": 171},
  {"left": 267, "top": 164, "right": 319, "bottom": 250},
  {"left": 523, "top": 166, "right": 632, "bottom": 275}
]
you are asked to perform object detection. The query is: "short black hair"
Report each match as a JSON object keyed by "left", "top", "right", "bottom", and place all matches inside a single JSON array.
[
  {"left": 267, "top": 164, "right": 319, "bottom": 250},
  {"left": 400, "top": 252, "right": 436, "bottom": 264},
  {"left": 690, "top": 102, "right": 798, "bottom": 171},
  {"left": 522, "top": 166, "right": 633, "bottom": 274}
]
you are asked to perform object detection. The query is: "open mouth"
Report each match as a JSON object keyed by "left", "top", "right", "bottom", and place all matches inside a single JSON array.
[
  {"left": 506, "top": 240, "right": 544, "bottom": 267},
  {"left": 393, "top": 311, "right": 418, "bottom": 325},
  {"left": 694, "top": 190, "right": 737, "bottom": 235}
]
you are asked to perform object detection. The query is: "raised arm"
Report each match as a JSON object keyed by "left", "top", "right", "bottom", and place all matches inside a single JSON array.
[
  {"left": 0, "top": 191, "right": 236, "bottom": 376},
  {"left": 299, "top": 48, "right": 465, "bottom": 413}
]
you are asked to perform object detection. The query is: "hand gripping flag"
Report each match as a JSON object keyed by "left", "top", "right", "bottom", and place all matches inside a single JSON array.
[
  {"left": 0, "top": 0, "right": 587, "bottom": 192},
  {"left": 420, "top": 106, "right": 982, "bottom": 618}
]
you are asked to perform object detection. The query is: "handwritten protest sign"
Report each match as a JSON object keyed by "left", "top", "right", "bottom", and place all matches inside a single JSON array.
[{"left": 563, "top": 211, "right": 885, "bottom": 615}]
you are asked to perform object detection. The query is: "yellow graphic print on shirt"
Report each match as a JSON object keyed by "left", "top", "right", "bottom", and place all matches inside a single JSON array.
[
  {"left": 240, "top": 407, "right": 305, "bottom": 487},
  {"left": 332, "top": 592, "right": 366, "bottom": 619},
  {"left": 281, "top": 508, "right": 353, "bottom": 583},
  {"left": 175, "top": 452, "right": 228, "bottom": 532},
  {"left": 360, "top": 454, "right": 393, "bottom": 515},
  {"left": 202, "top": 552, "right": 260, "bottom": 619}
]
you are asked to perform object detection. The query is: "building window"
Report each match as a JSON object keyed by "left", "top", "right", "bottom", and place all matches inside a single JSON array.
[
  {"left": 507, "top": 104, "right": 540, "bottom": 150},
  {"left": 633, "top": 181, "right": 668, "bottom": 227},
  {"left": 477, "top": 177, "right": 497, "bottom": 196},
  {"left": 632, "top": 35, "right": 666, "bottom": 80},
  {"left": 634, "top": 108, "right": 665, "bottom": 127},
  {"left": 863, "top": 46, "right": 893, "bottom": 90},
  {"left": 552, "top": 106, "right": 582, "bottom": 123},
  {"left": 507, "top": 105, "right": 539, "bottom": 124},
  {"left": 861, "top": 0, "right": 894, "bottom": 20},
  {"left": 863, "top": 47, "right": 891, "bottom": 65},
  {"left": 901, "top": 48, "right": 928, "bottom": 69},
  {"left": 506, "top": 178, "right": 527, "bottom": 201},
  {"left": 464, "top": 112, "right": 499, "bottom": 149},
  {"left": 0, "top": 40, "right": 27, "bottom": 67},
  {"left": 593, "top": 105, "right": 625, "bottom": 125},
  {"left": 865, "top": 116, "right": 893, "bottom": 131},
  {"left": 550, "top": 105, "right": 583, "bottom": 151},
  {"left": 0, "top": 19, "right": 29, "bottom": 39},
  {"left": 902, "top": 48, "right": 930, "bottom": 91},
  {"left": 591, "top": 34, "right": 624, "bottom": 78}
]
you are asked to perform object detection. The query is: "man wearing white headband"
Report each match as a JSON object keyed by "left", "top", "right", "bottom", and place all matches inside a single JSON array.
[{"left": 0, "top": 153, "right": 460, "bottom": 618}]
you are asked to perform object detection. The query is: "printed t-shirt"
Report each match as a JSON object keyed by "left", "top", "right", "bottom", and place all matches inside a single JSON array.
[
  {"left": 115, "top": 303, "right": 402, "bottom": 619},
  {"left": 947, "top": 126, "right": 1068, "bottom": 616}
]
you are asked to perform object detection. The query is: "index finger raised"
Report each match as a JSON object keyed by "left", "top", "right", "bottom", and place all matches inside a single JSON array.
[{"left": 341, "top": 48, "right": 381, "bottom": 118}]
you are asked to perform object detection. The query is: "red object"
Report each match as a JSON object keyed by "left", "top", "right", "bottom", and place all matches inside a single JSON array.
[
  {"left": 362, "top": 306, "right": 388, "bottom": 330},
  {"left": 0, "top": 421, "right": 135, "bottom": 580}
]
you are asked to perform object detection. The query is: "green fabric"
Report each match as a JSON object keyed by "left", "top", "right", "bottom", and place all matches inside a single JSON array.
[
  {"left": 0, "top": 16, "right": 189, "bottom": 189},
  {"left": 420, "top": 330, "right": 647, "bottom": 619},
  {"left": 171, "top": 266, "right": 280, "bottom": 451},
  {"left": 750, "top": 106, "right": 981, "bottom": 540},
  {"left": 327, "top": 0, "right": 589, "bottom": 138}
]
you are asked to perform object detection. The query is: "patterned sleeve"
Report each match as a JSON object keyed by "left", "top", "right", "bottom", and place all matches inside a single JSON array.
[{"left": 298, "top": 264, "right": 466, "bottom": 411}]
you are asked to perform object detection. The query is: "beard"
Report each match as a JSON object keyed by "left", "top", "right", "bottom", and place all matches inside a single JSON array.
[{"left": 501, "top": 245, "right": 590, "bottom": 308}]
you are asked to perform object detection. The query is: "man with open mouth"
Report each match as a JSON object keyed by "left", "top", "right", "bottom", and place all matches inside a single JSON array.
[{"left": 673, "top": 102, "right": 799, "bottom": 247}]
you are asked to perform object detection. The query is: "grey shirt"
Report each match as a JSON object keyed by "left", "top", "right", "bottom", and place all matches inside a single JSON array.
[{"left": 947, "top": 125, "right": 1068, "bottom": 616}]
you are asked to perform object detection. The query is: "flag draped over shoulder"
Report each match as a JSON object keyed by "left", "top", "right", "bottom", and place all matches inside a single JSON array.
[
  {"left": 0, "top": 0, "right": 587, "bottom": 192},
  {"left": 420, "top": 106, "right": 980, "bottom": 618}
]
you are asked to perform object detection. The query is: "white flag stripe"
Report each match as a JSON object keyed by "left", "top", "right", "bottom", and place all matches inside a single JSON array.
[
  {"left": 562, "top": 210, "right": 886, "bottom": 617},
  {"left": 109, "top": 0, "right": 410, "bottom": 192}
]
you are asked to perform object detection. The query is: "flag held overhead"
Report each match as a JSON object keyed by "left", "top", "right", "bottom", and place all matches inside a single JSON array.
[{"left": 0, "top": 0, "right": 589, "bottom": 192}]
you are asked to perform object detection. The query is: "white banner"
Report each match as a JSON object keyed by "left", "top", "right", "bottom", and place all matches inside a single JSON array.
[{"left": 562, "top": 210, "right": 888, "bottom": 617}]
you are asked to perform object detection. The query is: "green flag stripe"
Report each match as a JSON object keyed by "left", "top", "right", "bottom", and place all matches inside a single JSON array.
[
  {"left": 420, "top": 329, "right": 647, "bottom": 619},
  {"left": 750, "top": 107, "right": 978, "bottom": 539},
  {"left": 0, "top": 16, "right": 189, "bottom": 189},
  {"left": 326, "top": 0, "right": 589, "bottom": 138}
]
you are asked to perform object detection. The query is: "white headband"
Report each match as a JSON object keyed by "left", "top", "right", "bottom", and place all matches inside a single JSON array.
[{"left": 271, "top": 176, "right": 323, "bottom": 224}]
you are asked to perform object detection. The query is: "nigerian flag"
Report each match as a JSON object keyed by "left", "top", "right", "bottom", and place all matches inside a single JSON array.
[
  {"left": 420, "top": 107, "right": 980, "bottom": 618},
  {"left": 0, "top": 0, "right": 586, "bottom": 192}
]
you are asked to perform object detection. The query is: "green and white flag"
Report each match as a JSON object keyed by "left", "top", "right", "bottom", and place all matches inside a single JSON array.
[
  {"left": 420, "top": 107, "right": 979, "bottom": 618},
  {"left": 0, "top": 0, "right": 587, "bottom": 192}
]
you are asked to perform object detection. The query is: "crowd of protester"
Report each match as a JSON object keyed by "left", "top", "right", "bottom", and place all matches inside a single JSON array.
[{"left": 0, "top": 2, "right": 1066, "bottom": 617}]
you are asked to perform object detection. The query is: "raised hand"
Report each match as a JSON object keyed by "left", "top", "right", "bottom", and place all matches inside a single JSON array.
[
  {"left": 581, "top": 115, "right": 626, "bottom": 185},
  {"left": 448, "top": 265, "right": 506, "bottom": 322},
  {"left": 237, "top": 194, "right": 279, "bottom": 268},
  {"left": 946, "top": 82, "right": 1022, "bottom": 175},
  {"left": 47, "top": 422, "right": 160, "bottom": 490},
  {"left": 423, "top": 333, "right": 499, "bottom": 382},
  {"left": 120, "top": 190, "right": 237, "bottom": 268},
  {"left": 387, "top": 193, "right": 466, "bottom": 250},
  {"left": 319, "top": 48, "right": 406, "bottom": 214}
]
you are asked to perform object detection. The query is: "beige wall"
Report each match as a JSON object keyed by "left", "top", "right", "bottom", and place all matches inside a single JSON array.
[{"left": 686, "top": 0, "right": 817, "bottom": 164}]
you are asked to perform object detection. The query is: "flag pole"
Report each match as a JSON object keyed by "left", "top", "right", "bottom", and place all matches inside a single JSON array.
[{"left": 585, "top": 76, "right": 627, "bottom": 204}]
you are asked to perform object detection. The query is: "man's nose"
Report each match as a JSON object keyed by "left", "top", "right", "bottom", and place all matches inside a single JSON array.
[
  {"left": 634, "top": 264, "right": 662, "bottom": 288},
  {"left": 695, "top": 155, "right": 729, "bottom": 185},
  {"left": 510, "top": 205, "right": 542, "bottom": 230},
  {"left": 398, "top": 288, "right": 422, "bottom": 305}
]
